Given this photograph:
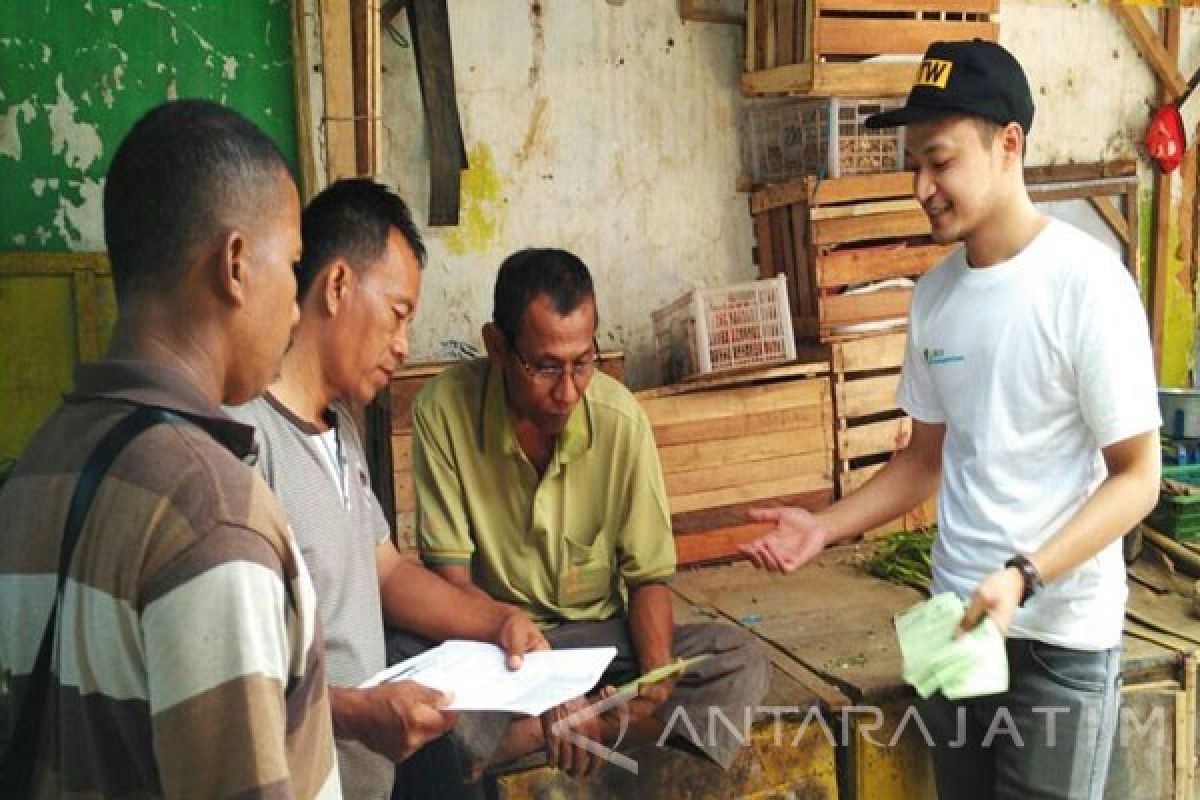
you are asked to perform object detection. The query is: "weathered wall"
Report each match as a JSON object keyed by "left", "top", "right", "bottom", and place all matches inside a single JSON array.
[
  {"left": 382, "top": 0, "right": 1198, "bottom": 388},
  {"left": 381, "top": 0, "right": 753, "bottom": 388},
  {"left": 0, "top": 0, "right": 298, "bottom": 252}
]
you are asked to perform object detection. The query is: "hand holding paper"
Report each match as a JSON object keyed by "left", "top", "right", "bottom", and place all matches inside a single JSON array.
[{"left": 895, "top": 592, "right": 1009, "bottom": 700}]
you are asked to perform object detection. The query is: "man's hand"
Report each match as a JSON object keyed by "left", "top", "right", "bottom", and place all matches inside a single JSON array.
[
  {"left": 738, "top": 507, "right": 830, "bottom": 574},
  {"left": 331, "top": 681, "right": 459, "bottom": 763},
  {"left": 624, "top": 675, "right": 677, "bottom": 724},
  {"left": 492, "top": 607, "right": 550, "bottom": 670},
  {"left": 541, "top": 694, "right": 605, "bottom": 778},
  {"left": 957, "top": 567, "right": 1025, "bottom": 637}
]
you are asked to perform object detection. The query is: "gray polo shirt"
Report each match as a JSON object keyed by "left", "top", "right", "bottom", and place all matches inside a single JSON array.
[{"left": 227, "top": 394, "right": 392, "bottom": 800}]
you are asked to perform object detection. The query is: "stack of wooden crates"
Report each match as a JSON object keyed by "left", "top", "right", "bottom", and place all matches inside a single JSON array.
[{"left": 742, "top": 0, "right": 1001, "bottom": 533}]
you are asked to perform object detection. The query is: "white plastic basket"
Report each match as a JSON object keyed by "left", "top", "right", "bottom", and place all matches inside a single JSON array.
[{"left": 652, "top": 274, "right": 797, "bottom": 384}]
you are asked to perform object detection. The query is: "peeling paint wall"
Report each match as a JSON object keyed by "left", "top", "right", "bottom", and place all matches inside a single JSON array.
[
  {"left": 0, "top": 0, "right": 298, "bottom": 252},
  {"left": 382, "top": 0, "right": 753, "bottom": 387}
]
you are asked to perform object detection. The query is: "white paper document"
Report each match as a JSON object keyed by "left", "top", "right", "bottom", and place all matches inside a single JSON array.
[
  {"left": 894, "top": 592, "right": 1009, "bottom": 701},
  {"left": 361, "top": 639, "right": 618, "bottom": 716}
]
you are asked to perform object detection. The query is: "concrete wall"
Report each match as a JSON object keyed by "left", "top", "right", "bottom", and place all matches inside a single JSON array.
[
  {"left": 381, "top": 0, "right": 1199, "bottom": 388},
  {"left": 381, "top": 0, "right": 753, "bottom": 388}
]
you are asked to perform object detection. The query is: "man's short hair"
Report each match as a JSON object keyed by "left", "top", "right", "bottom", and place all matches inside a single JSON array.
[
  {"left": 296, "top": 178, "right": 426, "bottom": 301},
  {"left": 103, "top": 99, "right": 289, "bottom": 303},
  {"left": 493, "top": 248, "right": 596, "bottom": 343}
]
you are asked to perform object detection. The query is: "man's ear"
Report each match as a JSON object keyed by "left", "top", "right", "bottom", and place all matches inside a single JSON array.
[
  {"left": 482, "top": 322, "right": 507, "bottom": 363},
  {"left": 999, "top": 122, "right": 1024, "bottom": 165},
  {"left": 218, "top": 230, "right": 248, "bottom": 307},
  {"left": 323, "top": 259, "right": 352, "bottom": 315}
]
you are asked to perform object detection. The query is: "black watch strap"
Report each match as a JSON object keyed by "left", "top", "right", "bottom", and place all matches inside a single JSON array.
[{"left": 1005, "top": 554, "right": 1044, "bottom": 606}]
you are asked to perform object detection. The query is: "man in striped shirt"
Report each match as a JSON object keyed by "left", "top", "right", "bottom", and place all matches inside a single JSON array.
[{"left": 0, "top": 101, "right": 340, "bottom": 797}]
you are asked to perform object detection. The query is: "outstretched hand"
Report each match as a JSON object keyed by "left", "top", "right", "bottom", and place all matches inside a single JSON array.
[{"left": 738, "top": 506, "right": 831, "bottom": 574}]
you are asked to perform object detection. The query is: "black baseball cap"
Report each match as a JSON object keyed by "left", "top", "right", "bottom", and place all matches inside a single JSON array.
[{"left": 865, "top": 39, "right": 1034, "bottom": 133}]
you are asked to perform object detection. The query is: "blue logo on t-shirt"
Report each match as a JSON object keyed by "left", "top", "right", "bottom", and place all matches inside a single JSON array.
[{"left": 924, "top": 348, "right": 965, "bottom": 366}]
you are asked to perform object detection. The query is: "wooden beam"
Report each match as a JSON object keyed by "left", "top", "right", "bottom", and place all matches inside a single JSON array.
[
  {"left": 291, "top": 0, "right": 322, "bottom": 199},
  {"left": 1024, "top": 160, "right": 1137, "bottom": 183},
  {"left": 319, "top": 0, "right": 358, "bottom": 180},
  {"left": 1110, "top": 3, "right": 1188, "bottom": 100},
  {"left": 678, "top": 0, "right": 745, "bottom": 25},
  {"left": 1087, "top": 195, "right": 1130, "bottom": 246},
  {"left": 1149, "top": 7, "right": 1181, "bottom": 378},
  {"left": 350, "top": 0, "right": 381, "bottom": 176}
]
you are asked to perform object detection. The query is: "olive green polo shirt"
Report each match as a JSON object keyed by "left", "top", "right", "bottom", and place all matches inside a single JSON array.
[{"left": 412, "top": 359, "right": 675, "bottom": 627}]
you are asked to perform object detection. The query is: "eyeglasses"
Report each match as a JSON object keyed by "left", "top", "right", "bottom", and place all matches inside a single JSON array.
[{"left": 510, "top": 338, "right": 601, "bottom": 387}]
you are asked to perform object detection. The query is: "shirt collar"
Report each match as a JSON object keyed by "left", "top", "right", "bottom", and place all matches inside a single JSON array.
[
  {"left": 66, "top": 359, "right": 259, "bottom": 460},
  {"left": 479, "top": 361, "right": 593, "bottom": 464}
]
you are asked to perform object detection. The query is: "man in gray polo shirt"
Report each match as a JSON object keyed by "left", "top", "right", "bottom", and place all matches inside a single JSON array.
[{"left": 228, "top": 179, "right": 547, "bottom": 799}]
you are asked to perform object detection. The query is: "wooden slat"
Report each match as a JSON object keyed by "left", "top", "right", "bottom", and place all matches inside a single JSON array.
[
  {"left": 755, "top": 211, "right": 776, "bottom": 280},
  {"left": 671, "top": 472, "right": 833, "bottom": 515},
  {"left": 670, "top": 488, "right": 832, "bottom": 534},
  {"left": 393, "top": 469, "right": 415, "bottom": 512},
  {"left": 291, "top": 0, "right": 321, "bottom": 199},
  {"left": 812, "top": 209, "right": 931, "bottom": 246},
  {"left": 839, "top": 415, "right": 911, "bottom": 460},
  {"left": 776, "top": 0, "right": 796, "bottom": 65},
  {"left": 1024, "top": 160, "right": 1137, "bottom": 183},
  {"left": 809, "top": 61, "right": 920, "bottom": 97},
  {"left": 809, "top": 198, "right": 921, "bottom": 221},
  {"left": 635, "top": 360, "right": 829, "bottom": 400},
  {"left": 641, "top": 378, "right": 826, "bottom": 427},
  {"left": 673, "top": 522, "right": 773, "bottom": 567},
  {"left": 816, "top": 243, "right": 955, "bottom": 288},
  {"left": 791, "top": 203, "right": 814, "bottom": 317},
  {"left": 666, "top": 451, "right": 830, "bottom": 497},
  {"left": 835, "top": 372, "right": 901, "bottom": 418},
  {"left": 679, "top": 0, "right": 746, "bottom": 24},
  {"left": 832, "top": 331, "right": 908, "bottom": 372},
  {"left": 319, "top": 0, "right": 358, "bottom": 180},
  {"left": 816, "top": 18, "right": 996, "bottom": 57},
  {"left": 745, "top": 0, "right": 758, "bottom": 71},
  {"left": 819, "top": 287, "right": 912, "bottom": 329},
  {"left": 819, "top": 0, "right": 995, "bottom": 11},
  {"left": 652, "top": 404, "right": 827, "bottom": 448},
  {"left": 810, "top": 172, "right": 914, "bottom": 206},
  {"left": 659, "top": 426, "right": 830, "bottom": 473},
  {"left": 391, "top": 433, "right": 413, "bottom": 467},
  {"left": 1088, "top": 195, "right": 1130, "bottom": 246},
  {"left": 763, "top": 0, "right": 777, "bottom": 70}
]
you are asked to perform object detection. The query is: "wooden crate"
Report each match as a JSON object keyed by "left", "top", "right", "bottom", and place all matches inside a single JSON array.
[
  {"left": 752, "top": 172, "right": 952, "bottom": 342},
  {"left": 637, "top": 362, "right": 835, "bottom": 563},
  {"left": 743, "top": 0, "right": 999, "bottom": 97},
  {"left": 830, "top": 332, "right": 936, "bottom": 537}
]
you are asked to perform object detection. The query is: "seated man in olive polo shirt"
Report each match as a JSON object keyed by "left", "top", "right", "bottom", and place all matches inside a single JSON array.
[{"left": 411, "top": 248, "right": 771, "bottom": 775}]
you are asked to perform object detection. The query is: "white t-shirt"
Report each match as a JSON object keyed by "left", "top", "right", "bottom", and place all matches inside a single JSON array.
[{"left": 897, "top": 218, "right": 1160, "bottom": 650}]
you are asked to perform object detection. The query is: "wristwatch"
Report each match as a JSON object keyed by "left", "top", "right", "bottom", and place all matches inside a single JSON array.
[{"left": 1004, "top": 554, "right": 1044, "bottom": 607}]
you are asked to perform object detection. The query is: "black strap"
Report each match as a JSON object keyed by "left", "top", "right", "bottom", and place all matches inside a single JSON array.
[{"left": 2, "top": 406, "right": 181, "bottom": 798}]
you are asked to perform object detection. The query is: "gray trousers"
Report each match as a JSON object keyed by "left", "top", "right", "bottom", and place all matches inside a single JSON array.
[
  {"left": 919, "top": 638, "right": 1122, "bottom": 800},
  {"left": 386, "top": 616, "right": 771, "bottom": 771}
]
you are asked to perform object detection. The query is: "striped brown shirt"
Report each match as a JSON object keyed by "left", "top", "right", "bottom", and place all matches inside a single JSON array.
[{"left": 0, "top": 361, "right": 340, "bottom": 798}]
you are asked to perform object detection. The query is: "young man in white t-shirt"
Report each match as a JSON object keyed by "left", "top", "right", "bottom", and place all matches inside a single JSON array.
[{"left": 740, "top": 40, "right": 1161, "bottom": 799}]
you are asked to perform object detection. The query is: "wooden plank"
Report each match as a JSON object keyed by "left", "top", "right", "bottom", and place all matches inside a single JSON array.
[
  {"left": 1126, "top": 182, "right": 1142, "bottom": 284},
  {"left": 635, "top": 360, "right": 829, "bottom": 400},
  {"left": 1028, "top": 180, "right": 1136, "bottom": 205},
  {"left": 659, "top": 426, "right": 830, "bottom": 473},
  {"left": 745, "top": 0, "right": 760, "bottom": 72},
  {"left": 754, "top": 211, "right": 776, "bottom": 280},
  {"left": 350, "top": 0, "right": 380, "bottom": 175},
  {"left": 391, "top": 433, "right": 413, "bottom": 467},
  {"left": 791, "top": 203, "right": 814, "bottom": 317},
  {"left": 666, "top": 451, "right": 830, "bottom": 497},
  {"left": 819, "top": 0, "right": 995, "bottom": 10},
  {"left": 811, "top": 209, "right": 931, "bottom": 246},
  {"left": 1110, "top": 3, "right": 1188, "bottom": 100},
  {"left": 816, "top": 18, "right": 996, "bottom": 57},
  {"left": 819, "top": 287, "right": 912, "bottom": 329},
  {"left": 640, "top": 378, "right": 827, "bottom": 427},
  {"left": 839, "top": 415, "right": 911, "bottom": 460},
  {"left": 763, "top": 0, "right": 777, "bottom": 70},
  {"left": 291, "top": 0, "right": 321, "bottom": 199},
  {"left": 319, "top": 0, "right": 358, "bottom": 180},
  {"left": 773, "top": 208, "right": 798, "bottom": 320},
  {"left": 671, "top": 472, "right": 833, "bottom": 515},
  {"left": 816, "top": 243, "right": 954, "bottom": 288},
  {"left": 809, "top": 172, "right": 914, "bottom": 206},
  {"left": 835, "top": 372, "right": 901, "bottom": 418},
  {"left": 809, "top": 61, "right": 920, "bottom": 97},
  {"left": 1149, "top": 7, "right": 1180, "bottom": 379},
  {"left": 751, "top": 178, "right": 810, "bottom": 215},
  {"left": 671, "top": 488, "right": 832, "bottom": 534},
  {"left": 1024, "top": 160, "right": 1137, "bottom": 184},
  {"left": 674, "top": 521, "right": 774, "bottom": 567},
  {"left": 776, "top": 0, "right": 796, "bottom": 66},
  {"left": 652, "top": 403, "right": 827, "bottom": 448},
  {"left": 809, "top": 197, "right": 921, "bottom": 221},
  {"left": 832, "top": 331, "right": 908, "bottom": 372},
  {"left": 679, "top": 0, "right": 746, "bottom": 24},
  {"left": 393, "top": 469, "right": 415, "bottom": 512},
  {"left": 1088, "top": 195, "right": 1131, "bottom": 246}
]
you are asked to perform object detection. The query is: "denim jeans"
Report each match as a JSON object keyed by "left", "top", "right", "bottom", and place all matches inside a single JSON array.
[{"left": 918, "top": 637, "right": 1122, "bottom": 800}]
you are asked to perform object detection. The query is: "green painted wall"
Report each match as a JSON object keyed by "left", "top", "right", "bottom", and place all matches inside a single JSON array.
[
  {"left": 0, "top": 0, "right": 298, "bottom": 460},
  {"left": 0, "top": 0, "right": 298, "bottom": 252}
]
